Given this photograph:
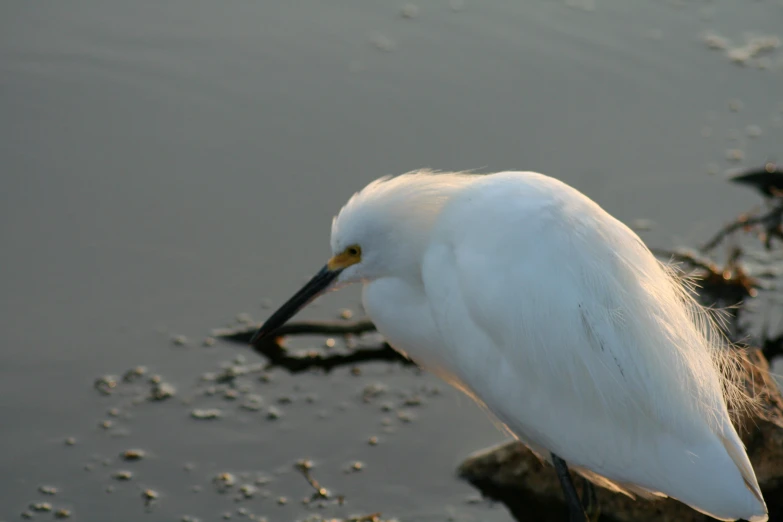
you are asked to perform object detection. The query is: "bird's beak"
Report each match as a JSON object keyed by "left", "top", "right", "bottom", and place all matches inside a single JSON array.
[{"left": 250, "top": 265, "right": 342, "bottom": 345}]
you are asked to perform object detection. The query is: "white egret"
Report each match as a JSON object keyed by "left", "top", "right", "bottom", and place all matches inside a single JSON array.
[{"left": 252, "top": 171, "right": 768, "bottom": 522}]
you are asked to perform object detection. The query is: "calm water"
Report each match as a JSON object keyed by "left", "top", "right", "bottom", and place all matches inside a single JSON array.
[{"left": 1, "top": 0, "right": 782, "bottom": 520}]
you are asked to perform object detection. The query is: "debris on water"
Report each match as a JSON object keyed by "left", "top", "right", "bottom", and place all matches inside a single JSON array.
[
  {"left": 324, "top": 338, "right": 336, "bottom": 349},
  {"left": 339, "top": 308, "right": 353, "bottom": 320},
  {"left": 65, "top": 437, "right": 76, "bottom": 446},
  {"left": 349, "top": 461, "right": 364, "bottom": 472},
  {"left": 113, "top": 470, "right": 133, "bottom": 481},
  {"left": 236, "top": 507, "right": 250, "bottom": 517},
  {"left": 351, "top": 367, "right": 362, "bottom": 376},
  {"left": 214, "top": 472, "right": 236, "bottom": 492},
  {"left": 223, "top": 389, "right": 239, "bottom": 401},
  {"left": 725, "top": 148, "right": 745, "bottom": 162},
  {"left": 746, "top": 124, "right": 762, "bottom": 138},
  {"left": 191, "top": 408, "right": 222, "bottom": 420},
  {"left": 400, "top": 3, "right": 419, "bottom": 18},
  {"left": 38, "top": 485, "right": 58, "bottom": 495},
  {"left": 100, "top": 420, "right": 113, "bottom": 430},
  {"left": 728, "top": 98, "right": 744, "bottom": 112},
  {"left": 236, "top": 313, "right": 253, "bottom": 324},
  {"left": 370, "top": 33, "right": 396, "bottom": 52},
  {"left": 54, "top": 509, "right": 71, "bottom": 519},
  {"left": 94, "top": 375, "right": 119, "bottom": 395},
  {"left": 277, "top": 394, "right": 293, "bottom": 404},
  {"left": 368, "top": 436, "right": 379, "bottom": 446},
  {"left": 122, "top": 366, "right": 147, "bottom": 382},
  {"left": 266, "top": 406, "right": 282, "bottom": 420},
  {"left": 149, "top": 381, "right": 176, "bottom": 401},
  {"left": 396, "top": 410, "right": 415, "bottom": 423},
  {"left": 362, "top": 383, "right": 387, "bottom": 402},
  {"left": 121, "top": 449, "right": 146, "bottom": 461},
  {"left": 30, "top": 502, "right": 52, "bottom": 512},
  {"left": 148, "top": 374, "right": 162, "bottom": 385},
  {"left": 222, "top": 512, "right": 232, "bottom": 520},
  {"left": 106, "top": 485, "right": 114, "bottom": 493},
  {"left": 403, "top": 394, "right": 424, "bottom": 407},
  {"left": 305, "top": 393, "right": 317, "bottom": 403},
  {"left": 172, "top": 334, "right": 189, "bottom": 346},
  {"left": 183, "top": 463, "right": 195, "bottom": 472},
  {"left": 142, "top": 488, "right": 158, "bottom": 506},
  {"left": 107, "top": 407, "right": 120, "bottom": 417},
  {"left": 277, "top": 496, "right": 288, "bottom": 505},
  {"left": 702, "top": 31, "right": 781, "bottom": 67},
  {"left": 203, "top": 336, "right": 216, "bottom": 347},
  {"left": 20, "top": 511, "right": 33, "bottom": 519},
  {"left": 240, "top": 394, "right": 263, "bottom": 411},
  {"left": 238, "top": 484, "right": 257, "bottom": 499}
]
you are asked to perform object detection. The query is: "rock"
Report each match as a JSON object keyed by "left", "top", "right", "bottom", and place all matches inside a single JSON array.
[{"left": 458, "top": 348, "right": 783, "bottom": 522}]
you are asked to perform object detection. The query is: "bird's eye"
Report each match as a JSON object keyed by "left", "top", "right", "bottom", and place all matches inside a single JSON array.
[{"left": 346, "top": 245, "right": 361, "bottom": 257}]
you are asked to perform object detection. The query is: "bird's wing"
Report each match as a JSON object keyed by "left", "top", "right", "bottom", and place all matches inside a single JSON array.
[{"left": 420, "top": 173, "right": 764, "bottom": 518}]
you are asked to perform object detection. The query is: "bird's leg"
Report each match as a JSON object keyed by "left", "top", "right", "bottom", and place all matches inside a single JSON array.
[
  {"left": 552, "top": 453, "right": 589, "bottom": 522},
  {"left": 581, "top": 476, "right": 600, "bottom": 522}
]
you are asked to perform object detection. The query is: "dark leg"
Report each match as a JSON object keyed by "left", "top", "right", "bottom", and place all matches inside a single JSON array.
[
  {"left": 581, "top": 476, "right": 599, "bottom": 521},
  {"left": 552, "top": 453, "right": 588, "bottom": 522}
]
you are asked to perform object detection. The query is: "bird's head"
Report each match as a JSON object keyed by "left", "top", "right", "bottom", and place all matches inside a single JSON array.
[{"left": 250, "top": 170, "right": 474, "bottom": 345}]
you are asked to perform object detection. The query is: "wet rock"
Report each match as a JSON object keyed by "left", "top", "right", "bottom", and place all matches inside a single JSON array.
[
  {"left": 149, "top": 381, "right": 176, "bottom": 401},
  {"left": 213, "top": 472, "right": 236, "bottom": 492},
  {"left": 142, "top": 488, "right": 158, "bottom": 505},
  {"left": 266, "top": 406, "right": 282, "bottom": 420},
  {"left": 94, "top": 375, "right": 119, "bottom": 395},
  {"left": 121, "top": 449, "right": 146, "bottom": 461},
  {"left": 172, "top": 334, "right": 189, "bottom": 346},
  {"left": 122, "top": 366, "right": 147, "bottom": 382},
  {"left": 113, "top": 470, "right": 133, "bottom": 481},
  {"left": 38, "top": 485, "right": 58, "bottom": 495},
  {"left": 458, "top": 348, "right": 783, "bottom": 522},
  {"left": 239, "top": 394, "right": 263, "bottom": 411},
  {"left": 191, "top": 408, "right": 221, "bottom": 420},
  {"left": 29, "top": 502, "right": 52, "bottom": 512},
  {"left": 54, "top": 509, "right": 71, "bottom": 519}
]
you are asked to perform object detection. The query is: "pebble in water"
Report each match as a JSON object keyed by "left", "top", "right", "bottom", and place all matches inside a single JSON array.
[
  {"left": 30, "top": 502, "right": 52, "bottom": 512},
  {"left": 746, "top": 124, "right": 762, "bottom": 138},
  {"left": 240, "top": 394, "right": 264, "bottom": 411},
  {"left": 191, "top": 408, "right": 222, "bottom": 420},
  {"left": 214, "top": 472, "right": 236, "bottom": 492},
  {"left": 142, "top": 489, "right": 158, "bottom": 505},
  {"left": 150, "top": 381, "right": 176, "bottom": 401},
  {"left": 113, "top": 470, "right": 133, "bottom": 481},
  {"left": 239, "top": 484, "right": 257, "bottom": 499},
  {"left": 121, "top": 449, "right": 146, "bottom": 461},
  {"left": 38, "top": 485, "right": 58, "bottom": 495},
  {"left": 94, "top": 375, "right": 119, "bottom": 395},
  {"left": 122, "top": 366, "right": 147, "bottom": 382},
  {"left": 370, "top": 33, "right": 396, "bottom": 52},
  {"left": 726, "top": 148, "right": 745, "bottom": 162}
]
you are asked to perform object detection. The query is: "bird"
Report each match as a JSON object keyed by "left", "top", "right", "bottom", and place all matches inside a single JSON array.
[{"left": 251, "top": 170, "right": 768, "bottom": 522}]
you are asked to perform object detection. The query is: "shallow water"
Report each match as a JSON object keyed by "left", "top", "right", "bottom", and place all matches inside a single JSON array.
[{"left": 1, "top": 0, "right": 782, "bottom": 520}]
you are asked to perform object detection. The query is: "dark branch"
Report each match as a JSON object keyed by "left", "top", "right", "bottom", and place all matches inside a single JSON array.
[
  {"left": 213, "top": 319, "right": 377, "bottom": 345},
  {"left": 213, "top": 319, "right": 411, "bottom": 373}
]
